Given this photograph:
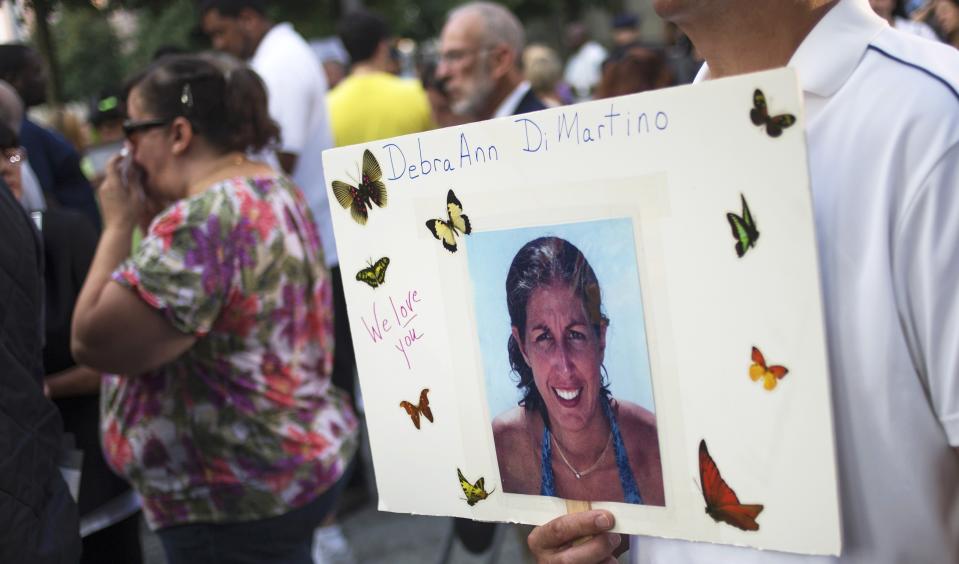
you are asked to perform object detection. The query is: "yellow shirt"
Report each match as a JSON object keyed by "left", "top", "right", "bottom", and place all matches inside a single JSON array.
[{"left": 327, "top": 72, "right": 434, "bottom": 147}]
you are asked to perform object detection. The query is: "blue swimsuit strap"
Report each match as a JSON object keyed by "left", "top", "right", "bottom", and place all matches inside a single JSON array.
[{"left": 540, "top": 394, "right": 643, "bottom": 504}]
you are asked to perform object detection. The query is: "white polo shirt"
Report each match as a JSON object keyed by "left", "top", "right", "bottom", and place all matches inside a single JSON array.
[
  {"left": 633, "top": 1, "right": 959, "bottom": 563},
  {"left": 250, "top": 22, "right": 339, "bottom": 267}
]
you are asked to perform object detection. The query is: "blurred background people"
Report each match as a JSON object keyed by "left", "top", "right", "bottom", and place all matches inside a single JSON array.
[
  {"left": 522, "top": 44, "right": 567, "bottom": 107},
  {"left": 610, "top": 12, "right": 641, "bottom": 50},
  {"left": 311, "top": 37, "right": 351, "bottom": 90},
  {"left": 870, "top": 0, "right": 940, "bottom": 38},
  {"left": 594, "top": 43, "right": 672, "bottom": 98},
  {"left": 662, "top": 22, "right": 702, "bottom": 85},
  {"left": 0, "top": 43, "right": 100, "bottom": 229},
  {"left": 931, "top": 0, "right": 959, "bottom": 46},
  {"left": 330, "top": 8, "right": 433, "bottom": 147},
  {"left": 85, "top": 89, "right": 126, "bottom": 186},
  {"left": 71, "top": 54, "right": 358, "bottom": 564},
  {"left": 563, "top": 22, "right": 607, "bottom": 102},
  {"left": 437, "top": 1, "right": 545, "bottom": 122}
]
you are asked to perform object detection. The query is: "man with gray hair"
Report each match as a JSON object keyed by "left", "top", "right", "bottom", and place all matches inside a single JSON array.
[
  {"left": 0, "top": 80, "right": 45, "bottom": 212},
  {"left": 436, "top": 1, "right": 545, "bottom": 121}
]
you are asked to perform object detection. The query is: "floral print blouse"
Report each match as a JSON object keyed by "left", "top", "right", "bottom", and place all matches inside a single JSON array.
[{"left": 104, "top": 174, "right": 358, "bottom": 530}]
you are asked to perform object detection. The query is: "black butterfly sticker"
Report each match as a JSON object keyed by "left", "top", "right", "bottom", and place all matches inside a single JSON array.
[
  {"left": 750, "top": 89, "right": 796, "bottom": 138},
  {"left": 727, "top": 193, "right": 759, "bottom": 258},
  {"left": 332, "top": 149, "right": 387, "bottom": 225},
  {"left": 356, "top": 257, "right": 390, "bottom": 289},
  {"left": 426, "top": 189, "right": 472, "bottom": 253}
]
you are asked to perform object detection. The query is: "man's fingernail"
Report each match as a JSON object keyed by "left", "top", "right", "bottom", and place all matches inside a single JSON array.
[
  {"left": 595, "top": 514, "right": 612, "bottom": 529},
  {"left": 608, "top": 533, "right": 621, "bottom": 548}
]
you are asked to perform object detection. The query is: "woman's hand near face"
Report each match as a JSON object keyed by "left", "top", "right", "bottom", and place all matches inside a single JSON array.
[
  {"left": 528, "top": 510, "right": 621, "bottom": 563},
  {"left": 98, "top": 153, "right": 144, "bottom": 231}
]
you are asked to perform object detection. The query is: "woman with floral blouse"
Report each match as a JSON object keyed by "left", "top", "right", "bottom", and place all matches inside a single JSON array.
[{"left": 72, "top": 55, "right": 358, "bottom": 564}]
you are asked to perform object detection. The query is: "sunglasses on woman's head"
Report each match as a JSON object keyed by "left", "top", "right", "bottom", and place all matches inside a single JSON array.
[{"left": 122, "top": 118, "right": 170, "bottom": 138}]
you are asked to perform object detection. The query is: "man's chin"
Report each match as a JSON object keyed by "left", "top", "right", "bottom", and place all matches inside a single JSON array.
[{"left": 449, "top": 98, "right": 478, "bottom": 118}]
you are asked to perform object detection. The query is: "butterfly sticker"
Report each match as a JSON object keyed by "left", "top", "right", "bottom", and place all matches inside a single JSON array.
[
  {"left": 426, "top": 189, "right": 472, "bottom": 253},
  {"left": 726, "top": 194, "right": 759, "bottom": 258},
  {"left": 699, "top": 439, "right": 764, "bottom": 531},
  {"left": 458, "top": 468, "right": 495, "bottom": 506},
  {"left": 356, "top": 257, "right": 390, "bottom": 289},
  {"left": 331, "top": 149, "right": 387, "bottom": 225},
  {"left": 399, "top": 388, "right": 433, "bottom": 430},
  {"left": 750, "top": 89, "right": 796, "bottom": 138},
  {"left": 750, "top": 346, "right": 789, "bottom": 391}
]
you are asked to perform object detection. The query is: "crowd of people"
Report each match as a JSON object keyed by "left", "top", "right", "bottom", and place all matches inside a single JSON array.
[{"left": 0, "top": 0, "right": 957, "bottom": 563}]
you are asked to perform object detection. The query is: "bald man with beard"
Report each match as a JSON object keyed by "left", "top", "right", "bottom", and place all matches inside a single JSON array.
[
  {"left": 436, "top": 2, "right": 546, "bottom": 122},
  {"left": 526, "top": 1, "right": 959, "bottom": 563}
]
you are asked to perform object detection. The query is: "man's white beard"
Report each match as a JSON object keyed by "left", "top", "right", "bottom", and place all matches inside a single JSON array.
[{"left": 451, "top": 67, "right": 494, "bottom": 118}]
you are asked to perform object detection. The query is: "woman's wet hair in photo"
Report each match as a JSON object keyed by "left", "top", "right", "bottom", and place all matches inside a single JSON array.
[{"left": 505, "top": 236, "right": 611, "bottom": 424}]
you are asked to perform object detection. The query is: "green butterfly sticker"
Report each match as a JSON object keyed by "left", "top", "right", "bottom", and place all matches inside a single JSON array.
[
  {"left": 726, "top": 194, "right": 759, "bottom": 258},
  {"left": 356, "top": 257, "right": 390, "bottom": 289}
]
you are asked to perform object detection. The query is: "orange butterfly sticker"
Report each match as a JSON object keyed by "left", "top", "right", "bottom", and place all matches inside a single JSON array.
[
  {"left": 749, "top": 346, "right": 789, "bottom": 391},
  {"left": 699, "top": 439, "right": 764, "bottom": 531},
  {"left": 399, "top": 388, "right": 433, "bottom": 429}
]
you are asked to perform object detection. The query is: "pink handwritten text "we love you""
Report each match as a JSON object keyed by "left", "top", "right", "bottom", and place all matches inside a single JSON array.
[{"left": 361, "top": 289, "right": 425, "bottom": 369}]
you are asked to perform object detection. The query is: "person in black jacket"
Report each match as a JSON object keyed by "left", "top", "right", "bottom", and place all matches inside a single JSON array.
[
  {"left": 0, "top": 112, "right": 144, "bottom": 563},
  {"left": 0, "top": 174, "right": 81, "bottom": 563}
]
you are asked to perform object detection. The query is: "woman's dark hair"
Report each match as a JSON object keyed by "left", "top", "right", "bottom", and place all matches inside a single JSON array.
[
  {"left": 124, "top": 54, "right": 278, "bottom": 153},
  {"left": 505, "top": 236, "right": 610, "bottom": 424}
]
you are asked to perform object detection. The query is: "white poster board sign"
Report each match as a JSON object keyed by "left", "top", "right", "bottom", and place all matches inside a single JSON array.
[{"left": 322, "top": 68, "right": 841, "bottom": 556}]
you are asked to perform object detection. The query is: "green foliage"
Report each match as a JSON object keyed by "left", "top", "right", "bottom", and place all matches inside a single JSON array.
[
  {"left": 52, "top": 5, "right": 125, "bottom": 102},
  {"left": 125, "top": 0, "right": 205, "bottom": 73},
  {"left": 267, "top": 3, "right": 337, "bottom": 40}
]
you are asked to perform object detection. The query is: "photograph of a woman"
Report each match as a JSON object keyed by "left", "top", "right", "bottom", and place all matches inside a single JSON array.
[{"left": 483, "top": 233, "right": 665, "bottom": 505}]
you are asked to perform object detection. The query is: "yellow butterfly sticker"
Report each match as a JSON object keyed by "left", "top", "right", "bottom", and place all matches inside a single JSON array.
[
  {"left": 749, "top": 346, "right": 789, "bottom": 391},
  {"left": 426, "top": 189, "right": 472, "bottom": 253},
  {"left": 356, "top": 257, "right": 390, "bottom": 289},
  {"left": 457, "top": 468, "right": 494, "bottom": 506}
]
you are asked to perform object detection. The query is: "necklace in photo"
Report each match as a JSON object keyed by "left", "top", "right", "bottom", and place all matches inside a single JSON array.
[{"left": 551, "top": 430, "right": 613, "bottom": 479}]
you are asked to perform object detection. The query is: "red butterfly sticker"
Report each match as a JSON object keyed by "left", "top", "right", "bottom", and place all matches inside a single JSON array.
[
  {"left": 750, "top": 346, "right": 789, "bottom": 391},
  {"left": 699, "top": 439, "right": 764, "bottom": 531}
]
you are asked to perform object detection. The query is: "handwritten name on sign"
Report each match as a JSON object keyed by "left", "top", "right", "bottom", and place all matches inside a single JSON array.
[
  {"left": 361, "top": 289, "right": 425, "bottom": 370},
  {"left": 515, "top": 103, "right": 670, "bottom": 153}
]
